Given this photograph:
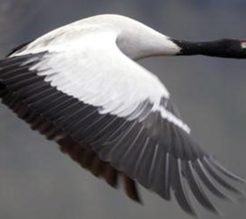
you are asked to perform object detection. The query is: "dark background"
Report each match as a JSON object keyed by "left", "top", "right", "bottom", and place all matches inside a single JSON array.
[{"left": 0, "top": 0, "right": 246, "bottom": 218}]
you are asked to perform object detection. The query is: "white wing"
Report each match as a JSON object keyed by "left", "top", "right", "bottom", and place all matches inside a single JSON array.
[
  {"left": 0, "top": 30, "right": 245, "bottom": 216},
  {"left": 16, "top": 30, "right": 188, "bottom": 131}
]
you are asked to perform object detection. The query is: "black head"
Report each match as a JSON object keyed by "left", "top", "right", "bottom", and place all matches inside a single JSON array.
[
  {"left": 173, "top": 38, "right": 246, "bottom": 59},
  {"left": 215, "top": 39, "right": 246, "bottom": 59}
]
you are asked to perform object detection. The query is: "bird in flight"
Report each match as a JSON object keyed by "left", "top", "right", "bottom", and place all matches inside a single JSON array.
[{"left": 0, "top": 14, "right": 246, "bottom": 216}]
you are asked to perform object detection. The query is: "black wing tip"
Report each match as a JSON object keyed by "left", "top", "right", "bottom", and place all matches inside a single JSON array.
[
  {"left": 209, "top": 156, "right": 246, "bottom": 184},
  {"left": 171, "top": 158, "right": 198, "bottom": 217},
  {"left": 184, "top": 161, "right": 221, "bottom": 215},
  {"left": 202, "top": 157, "right": 246, "bottom": 198}
]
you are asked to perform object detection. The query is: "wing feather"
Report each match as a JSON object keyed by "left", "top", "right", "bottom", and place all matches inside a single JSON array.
[
  {"left": 184, "top": 161, "right": 218, "bottom": 213},
  {"left": 202, "top": 157, "right": 244, "bottom": 196},
  {"left": 209, "top": 157, "right": 246, "bottom": 183},
  {"left": 136, "top": 138, "right": 157, "bottom": 188},
  {"left": 171, "top": 158, "right": 196, "bottom": 216},
  {"left": 194, "top": 159, "right": 233, "bottom": 201}
]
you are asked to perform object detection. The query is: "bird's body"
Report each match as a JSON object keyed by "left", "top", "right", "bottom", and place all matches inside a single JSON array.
[{"left": 1, "top": 14, "right": 246, "bottom": 216}]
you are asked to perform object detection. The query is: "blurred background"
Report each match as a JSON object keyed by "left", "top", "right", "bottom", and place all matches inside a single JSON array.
[{"left": 0, "top": 0, "right": 246, "bottom": 218}]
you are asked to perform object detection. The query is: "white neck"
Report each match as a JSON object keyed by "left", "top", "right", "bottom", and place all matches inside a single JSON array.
[{"left": 104, "top": 15, "right": 181, "bottom": 60}]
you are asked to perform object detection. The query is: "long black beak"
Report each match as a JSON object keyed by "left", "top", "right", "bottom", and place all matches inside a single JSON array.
[{"left": 172, "top": 38, "right": 246, "bottom": 59}]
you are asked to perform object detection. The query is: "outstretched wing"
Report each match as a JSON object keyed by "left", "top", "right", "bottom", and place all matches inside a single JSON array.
[{"left": 0, "top": 31, "right": 245, "bottom": 216}]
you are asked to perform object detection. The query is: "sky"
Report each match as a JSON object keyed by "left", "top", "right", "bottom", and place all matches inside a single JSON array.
[{"left": 0, "top": 0, "right": 246, "bottom": 219}]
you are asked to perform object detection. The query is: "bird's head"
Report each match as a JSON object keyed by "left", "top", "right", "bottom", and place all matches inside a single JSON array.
[
  {"left": 173, "top": 38, "right": 246, "bottom": 59},
  {"left": 210, "top": 38, "right": 246, "bottom": 59}
]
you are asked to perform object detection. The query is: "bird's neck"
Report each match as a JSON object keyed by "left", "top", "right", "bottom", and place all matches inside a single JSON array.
[{"left": 173, "top": 39, "right": 246, "bottom": 59}]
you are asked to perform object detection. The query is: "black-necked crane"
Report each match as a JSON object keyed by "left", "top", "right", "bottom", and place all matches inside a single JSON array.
[{"left": 0, "top": 14, "right": 246, "bottom": 216}]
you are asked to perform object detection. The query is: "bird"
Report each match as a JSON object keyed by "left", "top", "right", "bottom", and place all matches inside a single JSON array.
[{"left": 0, "top": 14, "right": 246, "bottom": 216}]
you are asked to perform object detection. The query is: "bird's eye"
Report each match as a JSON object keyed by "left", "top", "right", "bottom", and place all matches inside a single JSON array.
[{"left": 241, "top": 41, "right": 246, "bottom": 49}]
